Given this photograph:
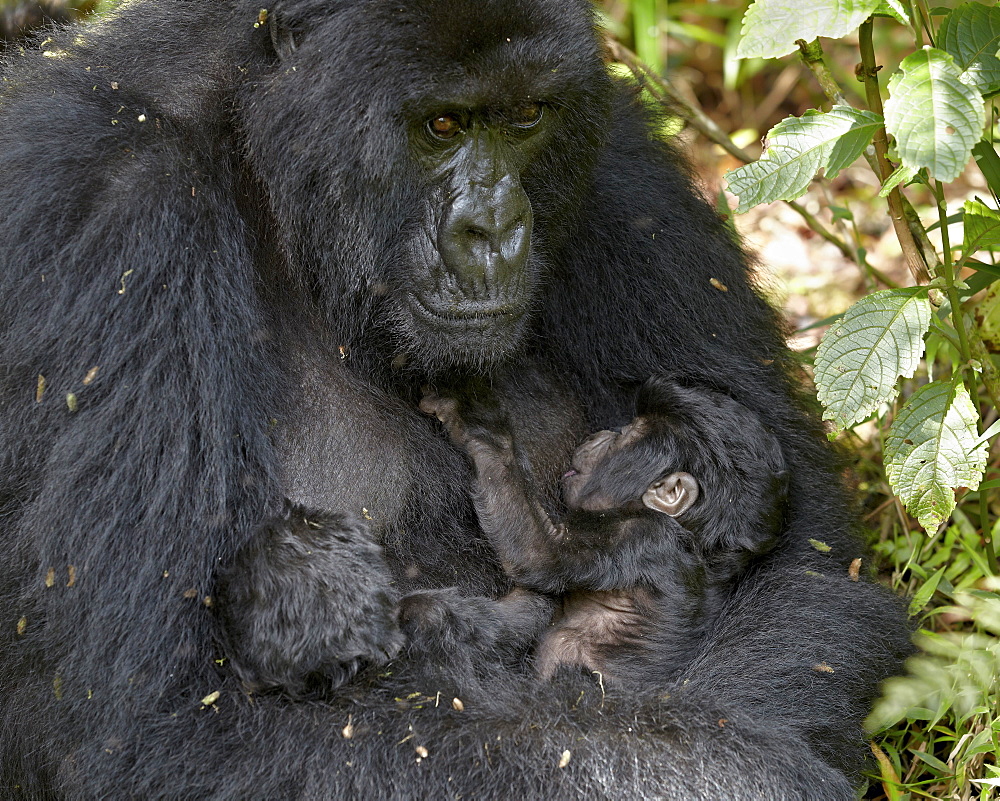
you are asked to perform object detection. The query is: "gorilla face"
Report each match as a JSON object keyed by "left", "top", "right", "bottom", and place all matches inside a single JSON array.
[
  {"left": 238, "top": 0, "right": 608, "bottom": 371},
  {"left": 398, "top": 102, "right": 555, "bottom": 367}
]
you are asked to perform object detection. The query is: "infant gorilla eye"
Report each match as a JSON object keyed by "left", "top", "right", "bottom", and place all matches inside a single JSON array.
[
  {"left": 428, "top": 113, "right": 462, "bottom": 139},
  {"left": 510, "top": 102, "right": 542, "bottom": 128}
]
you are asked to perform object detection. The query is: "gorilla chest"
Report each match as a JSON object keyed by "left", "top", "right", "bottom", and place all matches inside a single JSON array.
[{"left": 273, "top": 356, "right": 440, "bottom": 525}]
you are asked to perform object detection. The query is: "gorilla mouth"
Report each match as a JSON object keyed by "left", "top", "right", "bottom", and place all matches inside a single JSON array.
[{"left": 408, "top": 292, "right": 525, "bottom": 326}]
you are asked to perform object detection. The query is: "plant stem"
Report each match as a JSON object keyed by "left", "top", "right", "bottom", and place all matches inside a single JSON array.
[
  {"left": 796, "top": 38, "right": 848, "bottom": 106},
  {"left": 932, "top": 180, "right": 973, "bottom": 364},
  {"left": 981, "top": 490, "right": 999, "bottom": 574},
  {"left": 857, "top": 20, "right": 931, "bottom": 285}
]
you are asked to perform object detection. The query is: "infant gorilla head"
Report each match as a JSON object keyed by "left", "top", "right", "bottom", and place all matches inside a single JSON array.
[
  {"left": 559, "top": 375, "right": 789, "bottom": 557},
  {"left": 411, "top": 376, "right": 790, "bottom": 683}
]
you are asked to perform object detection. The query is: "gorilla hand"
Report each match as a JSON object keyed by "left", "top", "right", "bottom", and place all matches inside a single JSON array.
[{"left": 216, "top": 503, "right": 403, "bottom": 697}]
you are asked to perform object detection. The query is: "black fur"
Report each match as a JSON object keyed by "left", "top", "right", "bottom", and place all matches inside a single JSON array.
[
  {"left": 216, "top": 503, "right": 404, "bottom": 697},
  {"left": 0, "top": 1, "right": 910, "bottom": 798}
]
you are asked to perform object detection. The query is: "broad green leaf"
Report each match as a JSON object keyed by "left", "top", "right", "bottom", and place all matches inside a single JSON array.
[
  {"left": 884, "top": 48, "right": 986, "bottom": 182},
  {"left": 874, "top": 0, "right": 910, "bottom": 25},
  {"left": 885, "top": 380, "right": 989, "bottom": 534},
  {"left": 725, "top": 106, "right": 881, "bottom": 213},
  {"left": 815, "top": 288, "right": 931, "bottom": 433},
  {"left": 937, "top": 2, "right": 1000, "bottom": 95},
  {"left": 963, "top": 198, "right": 1000, "bottom": 254},
  {"left": 737, "top": 0, "right": 880, "bottom": 59}
]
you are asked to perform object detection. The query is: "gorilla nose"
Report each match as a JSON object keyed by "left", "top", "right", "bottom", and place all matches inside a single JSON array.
[{"left": 439, "top": 178, "right": 532, "bottom": 296}]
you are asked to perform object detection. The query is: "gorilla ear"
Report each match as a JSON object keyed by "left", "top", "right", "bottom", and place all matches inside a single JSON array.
[
  {"left": 267, "top": 8, "right": 299, "bottom": 60},
  {"left": 642, "top": 472, "right": 699, "bottom": 517}
]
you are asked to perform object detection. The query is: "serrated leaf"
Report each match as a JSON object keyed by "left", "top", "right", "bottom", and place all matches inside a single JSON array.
[
  {"left": 737, "top": 0, "right": 880, "bottom": 59},
  {"left": 815, "top": 288, "right": 931, "bottom": 433},
  {"left": 874, "top": 0, "right": 909, "bottom": 25},
  {"left": 884, "top": 47, "right": 986, "bottom": 182},
  {"left": 725, "top": 106, "right": 881, "bottom": 213},
  {"left": 885, "top": 381, "right": 988, "bottom": 534},
  {"left": 937, "top": 2, "right": 1000, "bottom": 96},
  {"left": 963, "top": 198, "right": 1000, "bottom": 254}
]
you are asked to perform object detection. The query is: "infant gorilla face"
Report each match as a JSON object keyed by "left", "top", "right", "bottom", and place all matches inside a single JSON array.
[{"left": 561, "top": 417, "right": 699, "bottom": 517}]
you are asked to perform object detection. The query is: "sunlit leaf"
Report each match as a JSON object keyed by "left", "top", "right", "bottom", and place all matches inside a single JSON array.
[
  {"left": 885, "top": 380, "right": 988, "bottom": 534},
  {"left": 874, "top": 0, "right": 909, "bottom": 25},
  {"left": 937, "top": 2, "right": 1000, "bottom": 95},
  {"left": 725, "top": 106, "right": 881, "bottom": 212},
  {"left": 814, "top": 288, "right": 931, "bottom": 433},
  {"left": 884, "top": 47, "right": 986, "bottom": 182},
  {"left": 737, "top": 0, "right": 880, "bottom": 59}
]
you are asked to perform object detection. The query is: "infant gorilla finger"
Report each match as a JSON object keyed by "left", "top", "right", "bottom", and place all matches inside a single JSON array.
[
  {"left": 216, "top": 503, "right": 403, "bottom": 697},
  {"left": 419, "top": 391, "right": 474, "bottom": 446}
]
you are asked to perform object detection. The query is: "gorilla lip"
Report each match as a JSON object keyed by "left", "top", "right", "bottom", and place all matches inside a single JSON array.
[{"left": 408, "top": 292, "right": 523, "bottom": 324}]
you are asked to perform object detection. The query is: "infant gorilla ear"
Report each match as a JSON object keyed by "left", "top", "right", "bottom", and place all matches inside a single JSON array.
[{"left": 216, "top": 503, "right": 403, "bottom": 697}]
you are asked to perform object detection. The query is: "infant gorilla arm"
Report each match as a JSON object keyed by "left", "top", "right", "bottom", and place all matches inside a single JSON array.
[{"left": 409, "top": 376, "right": 788, "bottom": 683}]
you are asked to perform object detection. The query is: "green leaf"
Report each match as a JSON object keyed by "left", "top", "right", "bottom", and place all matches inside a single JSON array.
[
  {"left": 885, "top": 380, "right": 989, "bottom": 534},
  {"left": 972, "top": 139, "right": 1000, "bottom": 196},
  {"left": 879, "top": 164, "right": 919, "bottom": 196},
  {"left": 884, "top": 47, "right": 986, "bottom": 182},
  {"left": 874, "top": 0, "right": 910, "bottom": 25},
  {"left": 725, "top": 106, "right": 881, "bottom": 213},
  {"left": 814, "top": 288, "right": 931, "bottom": 434},
  {"left": 963, "top": 198, "right": 1000, "bottom": 254},
  {"left": 737, "top": 0, "right": 880, "bottom": 59},
  {"left": 908, "top": 566, "right": 945, "bottom": 617},
  {"left": 937, "top": 2, "right": 1000, "bottom": 96}
]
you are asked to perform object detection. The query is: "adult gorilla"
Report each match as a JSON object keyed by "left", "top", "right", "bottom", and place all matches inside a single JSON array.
[{"left": 0, "top": 1, "right": 908, "bottom": 798}]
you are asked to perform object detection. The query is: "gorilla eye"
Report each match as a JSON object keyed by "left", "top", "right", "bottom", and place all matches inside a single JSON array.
[
  {"left": 510, "top": 102, "right": 542, "bottom": 128},
  {"left": 428, "top": 114, "right": 462, "bottom": 140}
]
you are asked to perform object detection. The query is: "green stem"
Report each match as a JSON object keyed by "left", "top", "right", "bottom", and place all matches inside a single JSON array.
[
  {"left": 931, "top": 180, "right": 999, "bottom": 569},
  {"left": 981, "top": 490, "right": 999, "bottom": 575},
  {"left": 932, "top": 180, "right": 973, "bottom": 364}
]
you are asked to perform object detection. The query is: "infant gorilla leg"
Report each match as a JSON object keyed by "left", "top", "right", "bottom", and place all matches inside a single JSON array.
[{"left": 216, "top": 503, "right": 403, "bottom": 697}]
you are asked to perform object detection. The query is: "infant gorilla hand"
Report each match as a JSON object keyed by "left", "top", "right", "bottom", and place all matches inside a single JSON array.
[
  {"left": 420, "top": 389, "right": 514, "bottom": 455},
  {"left": 216, "top": 503, "right": 403, "bottom": 697}
]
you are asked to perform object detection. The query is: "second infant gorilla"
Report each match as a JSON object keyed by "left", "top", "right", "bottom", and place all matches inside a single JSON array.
[{"left": 408, "top": 376, "right": 789, "bottom": 684}]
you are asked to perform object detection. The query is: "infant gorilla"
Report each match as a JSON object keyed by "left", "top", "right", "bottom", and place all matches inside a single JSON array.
[{"left": 410, "top": 376, "right": 789, "bottom": 684}]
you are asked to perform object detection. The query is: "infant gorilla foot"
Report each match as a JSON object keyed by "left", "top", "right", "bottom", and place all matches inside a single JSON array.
[
  {"left": 399, "top": 587, "right": 552, "bottom": 657},
  {"left": 216, "top": 503, "right": 403, "bottom": 697}
]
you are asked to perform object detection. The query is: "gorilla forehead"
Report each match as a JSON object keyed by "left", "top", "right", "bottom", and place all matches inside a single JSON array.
[{"left": 282, "top": 0, "right": 604, "bottom": 109}]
